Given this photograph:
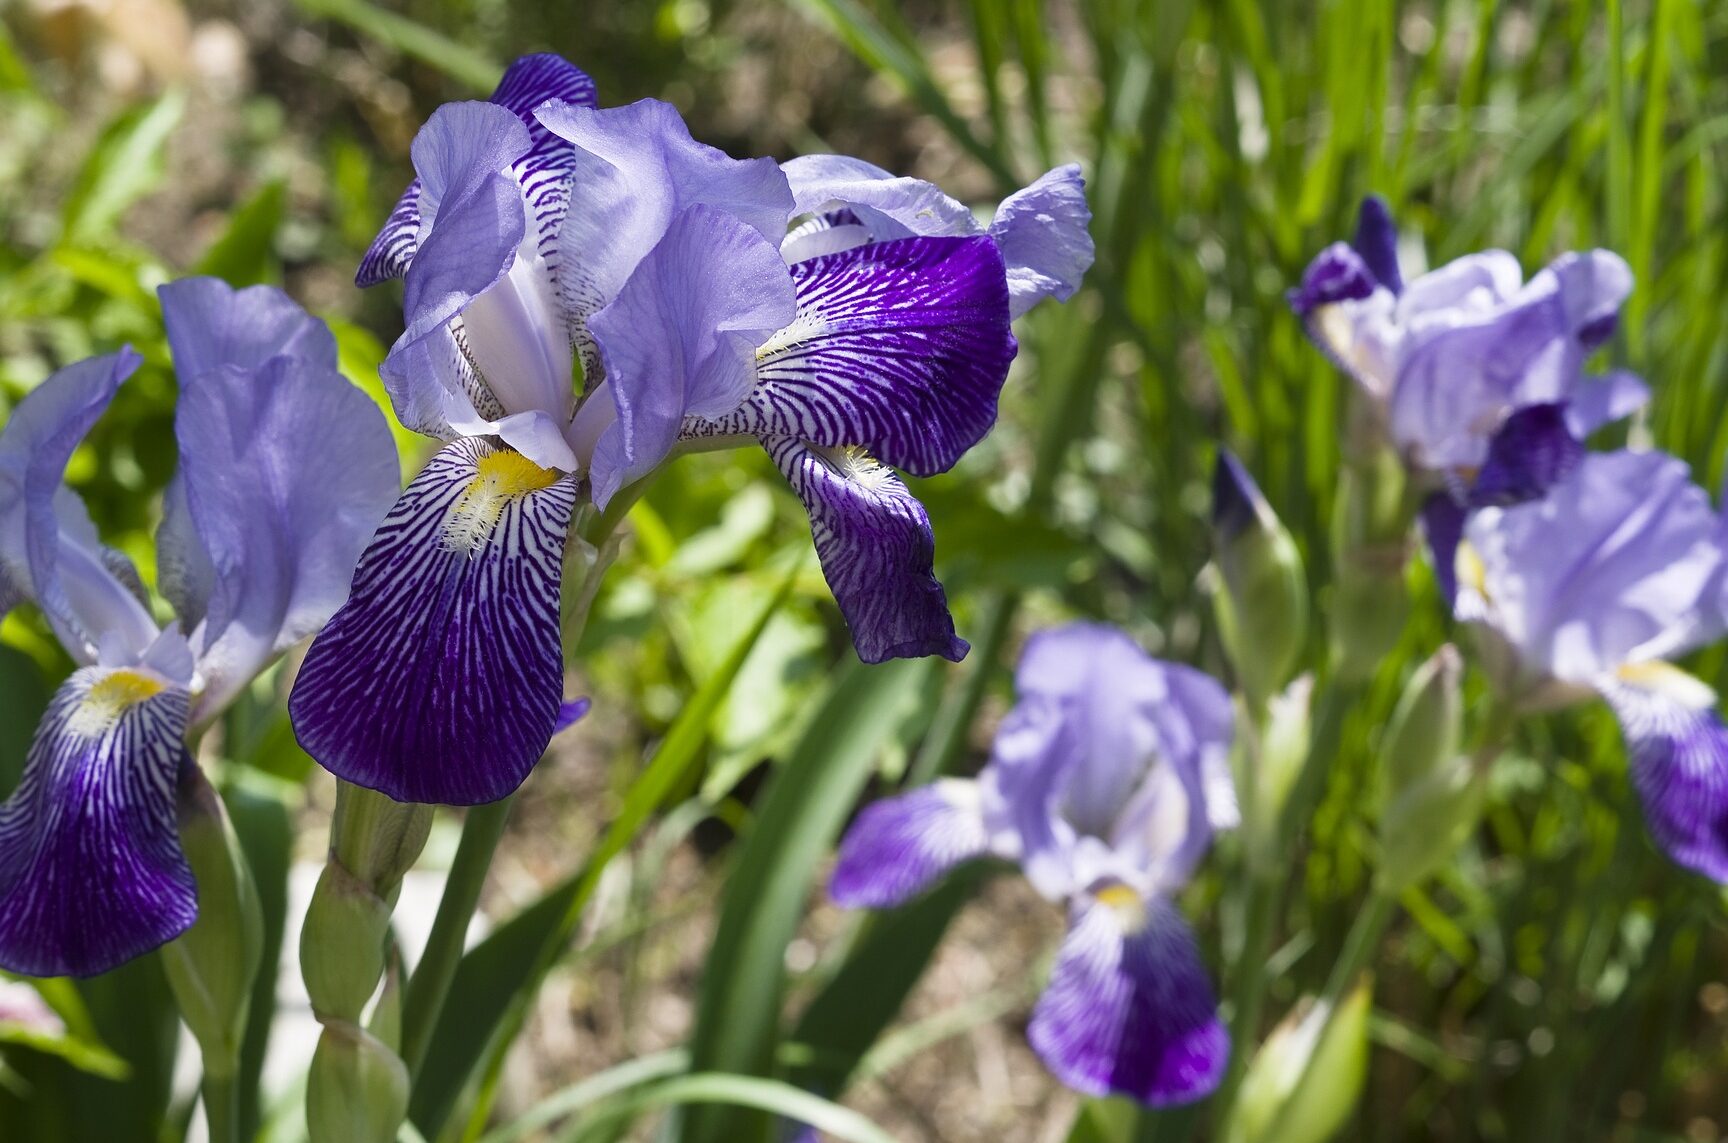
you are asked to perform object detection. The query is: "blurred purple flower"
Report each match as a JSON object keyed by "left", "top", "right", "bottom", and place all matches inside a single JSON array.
[
  {"left": 0, "top": 279, "right": 399, "bottom": 977},
  {"left": 1455, "top": 449, "right": 1728, "bottom": 881},
  {"left": 830, "top": 623, "right": 1235, "bottom": 1105},
  {"left": 297, "top": 52, "right": 1093, "bottom": 806},
  {"left": 1292, "top": 195, "right": 1647, "bottom": 476}
]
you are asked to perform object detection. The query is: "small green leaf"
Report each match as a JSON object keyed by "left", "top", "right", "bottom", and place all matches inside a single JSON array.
[
  {"left": 60, "top": 91, "right": 187, "bottom": 243},
  {"left": 194, "top": 181, "right": 286, "bottom": 287}
]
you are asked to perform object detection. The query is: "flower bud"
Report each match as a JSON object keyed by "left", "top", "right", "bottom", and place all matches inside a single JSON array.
[
  {"left": 300, "top": 861, "right": 395, "bottom": 1022},
  {"left": 1226, "top": 980, "right": 1371, "bottom": 1143},
  {"left": 1212, "top": 451, "right": 1308, "bottom": 709},
  {"left": 330, "top": 783, "right": 433, "bottom": 894},
  {"left": 1237, "top": 675, "right": 1313, "bottom": 872},
  {"left": 1376, "top": 757, "right": 1487, "bottom": 892},
  {"left": 1329, "top": 441, "right": 1413, "bottom": 684},
  {"left": 160, "top": 766, "right": 263, "bottom": 1077},
  {"left": 307, "top": 1020, "right": 410, "bottom": 1143},
  {"left": 1378, "top": 646, "right": 1464, "bottom": 804}
]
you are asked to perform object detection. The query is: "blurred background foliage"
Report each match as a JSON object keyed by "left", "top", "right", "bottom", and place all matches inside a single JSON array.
[{"left": 1, "top": 0, "right": 1727, "bottom": 1140}]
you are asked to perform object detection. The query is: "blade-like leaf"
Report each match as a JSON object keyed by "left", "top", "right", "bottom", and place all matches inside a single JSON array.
[{"left": 59, "top": 90, "right": 186, "bottom": 243}]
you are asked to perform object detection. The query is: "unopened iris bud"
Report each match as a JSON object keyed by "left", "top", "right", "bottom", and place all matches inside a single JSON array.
[
  {"left": 160, "top": 767, "right": 263, "bottom": 1077},
  {"left": 1212, "top": 451, "right": 1308, "bottom": 709},
  {"left": 301, "top": 862, "right": 396, "bottom": 1022},
  {"left": 1237, "top": 675, "right": 1314, "bottom": 872},
  {"left": 1377, "top": 757, "right": 1487, "bottom": 892},
  {"left": 1225, "top": 980, "right": 1371, "bottom": 1143},
  {"left": 307, "top": 1020, "right": 410, "bottom": 1143},
  {"left": 1378, "top": 646, "right": 1464, "bottom": 804},
  {"left": 1330, "top": 439, "right": 1413, "bottom": 684}
]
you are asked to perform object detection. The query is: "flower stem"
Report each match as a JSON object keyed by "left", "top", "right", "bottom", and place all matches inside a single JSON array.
[
  {"left": 1320, "top": 887, "right": 1397, "bottom": 1013},
  {"left": 202, "top": 1071, "right": 239, "bottom": 1143},
  {"left": 1213, "top": 867, "right": 1281, "bottom": 1115},
  {"left": 400, "top": 795, "right": 514, "bottom": 1080}
]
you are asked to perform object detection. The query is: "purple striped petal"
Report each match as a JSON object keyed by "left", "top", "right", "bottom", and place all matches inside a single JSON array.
[
  {"left": 163, "top": 349, "right": 399, "bottom": 724},
  {"left": 1028, "top": 889, "right": 1227, "bottom": 1106},
  {"left": 0, "top": 350, "right": 162, "bottom": 666},
  {"left": 289, "top": 439, "right": 579, "bottom": 805},
  {"left": 357, "top": 53, "right": 597, "bottom": 287},
  {"left": 766, "top": 438, "right": 967, "bottom": 664},
  {"left": 1469, "top": 402, "right": 1583, "bottom": 508},
  {"left": 830, "top": 779, "right": 988, "bottom": 908},
  {"left": 683, "top": 236, "right": 1015, "bottom": 478},
  {"left": 1350, "top": 195, "right": 1402, "bottom": 296},
  {"left": 1600, "top": 668, "right": 1728, "bottom": 883},
  {"left": 584, "top": 204, "right": 798, "bottom": 507},
  {"left": 0, "top": 668, "right": 195, "bottom": 977},
  {"left": 989, "top": 164, "right": 1094, "bottom": 318}
]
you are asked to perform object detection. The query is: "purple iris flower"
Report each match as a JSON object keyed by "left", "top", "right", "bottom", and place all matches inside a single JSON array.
[
  {"left": 1292, "top": 196, "right": 1648, "bottom": 477},
  {"left": 1454, "top": 449, "right": 1728, "bottom": 882},
  {"left": 830, "top": 623, "right": 1235, "bottom": 1105},
  {"left": 290, "top": 53, "right": 1093, "bottom": 806},
  {"left": 0, "top": 279, "right": 398, "bottom": 977}
]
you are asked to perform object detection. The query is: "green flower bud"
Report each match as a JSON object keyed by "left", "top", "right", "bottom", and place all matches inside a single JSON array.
[
  {"left": 1329, "top": 441, "right": 1413, "bottom": 684},
  {"left": 1236, "top": 675, "right": 1313, "bottom": 871},
  {"left": 1212, "top": 451, "right": 1309, "bottom": 709},
  {"left": 330, "top": 783, "right": 434, "bottom": 894},
  {"left": 1378, "top": 646, "right": 1464, "bottom": 804},
  {"left": 307, "top": 1020, "right": 409, "bottom": 1143},
  {"left": 300, "top": 862, "right": 395, "bottom": 1022},
  {"left": 160, "top": 768, "right": 263, "bottom": 1078},
  {"left": 1226, "top": 980, "right": 1372, "bottom": 1143},
  {"left": 1377, "top": 757, "right": 1488, "bottom": 892}
]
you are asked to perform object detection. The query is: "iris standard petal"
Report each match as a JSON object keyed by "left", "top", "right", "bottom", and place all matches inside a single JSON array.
[
  {"left": 0, "top": 350, "right": 160, "bottom": 665},
  {"left": 988, "top": 164, "right": 1094, "bottom": 318},
  {"left": 830, "top": 779, "right": 988, "bottom": 908},
  {"left": 1350, "top": 194, "right": 1402, "bottom": 295},
  {"left": 289, "top": 439, "right": 578, "bottom": 805},
  {"left": 1599, "top": 665, "right": 1728, "bottom": 882},
  {"left": 1028, "top": 890, "right": 1227, "bottom": 1106},
  {"left": 357, "top": 52, "right": 598, "bottom": 287},
  {"left": 166, "top": 354, "right": 399, "bottom": 723},
  {"left": 585, "top": 204, "right": 799, "bottom": 506},
  {"left": 0, "top": 668, "right": 195, "bottom": 978},
  {"left": 158, "top": 277, "right": 338, "bottom": 378},
  {"left": 780, "top": 153, "right": 977, "bottom": 245},
  {"left": 683, "top": 235, "right": 1015, "bottom": 478},
  {"left": 1567, "top": 368, "right": 1650, "bottom": 439},
  {"left": 536, "top": 97, "right": 794, "bottom": 377},
  {"left": 765, "top": 437, "right": 967, "bottom": 664}
]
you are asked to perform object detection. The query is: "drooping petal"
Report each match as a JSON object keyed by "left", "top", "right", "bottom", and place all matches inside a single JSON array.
[
  {"left": 764, "top": 437, "right": 966, "bottom": 664},
  {"left": 357, "top": 53, "right": 597, "bottom": 287},
  {"left": 989, "top": 164, "right": 1094, "bottom": 318},
  {"left": 584, "top": 204, "right": 798, "bottom": 506},
  {"left": 1420, "top": 491, "right": 1467, "bottom": 608},
  {"left": 158, "top": 277, "right": 337, "bottom": 379},
  {"left": 1469, "top": 402, "right": 1583, "bottom": 508},
  {"left": 164, "top": 353, "right": 399, "bottom": 724},
  {"left": 1599, "top": 665, "right": 1728, "bottom": 882},
  {"left": 536, "top": 97, "right": 794, "bottom": 376},
  {"left": 1567, "top": 369, "right": 1650, "bottom": 439},
  {"left": 830, "top": 779, "right": 988, "bottom": 908},
  {"left": 288, "top": 439, "right": 578, "bottom": 805},
  {"left": 1350, "top": 194, "right": 1402, "bottom": 296},
  {"left": 0, "top": 350, "right": 161, "bottom": 666},
  {"left": 1288, "top": 242, "right": 1379, "bottom": 317},
  {"left": 1028, "top": 890, "right": 1227, "bottom": 1106},
  {"left": 0, "top": 668, "right": 195, "bottom": 978},
  {"left": 682, "top": 235, "right": 1015, "bottom": 478}
]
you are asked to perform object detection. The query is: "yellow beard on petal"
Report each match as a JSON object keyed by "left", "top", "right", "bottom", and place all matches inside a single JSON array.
[
  {"left": 443, "top": 449, "right": 560, "bottom": 555},
  {"left": 1455, "top": 540, "right": 1489, "bottom": 604},
  {"left": 1094, "top": 882, "right": 1150, "bottom": 934},
  {"left": 68, "top": 670, "right": 167, "bottom": 737},
  {"left": 1616, "top": 660, "right": 1718, "bottom": 710}
]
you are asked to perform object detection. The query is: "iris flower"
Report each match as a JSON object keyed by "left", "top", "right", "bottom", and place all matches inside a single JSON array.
[
  {"left": 289, "top": 53, "right": 1094, "bottom": 806},
  {"left": 0, "top": 279, "right": 398, "bottom": 976},
  {"left": 829, "top": 623, "right": 1234, "bottom": 1105},
  {"left": 1291, "top": 196, "right": 1647, "bottom": 477},
  {"left": 1454, "top": 449, "right": 1728, "bottom": 881}
]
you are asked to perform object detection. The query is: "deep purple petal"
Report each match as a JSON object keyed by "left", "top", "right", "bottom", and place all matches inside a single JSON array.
[
  {"left": 830, "top": 780, "right": 987, "bottom": 908},
  {"left": 765, "top": 437, "right": 966, "bottom": 664},
  {"left": 1469, "top": 403, "right": 1583, "bottom": 508},
  {"left": 1420, "top": 491, "right": 1467, "bottom": 609},
  {"left": 1210, "top": 450, "right": 1269, "bottom": 543},
  {"left": 685, "top": 236, "right": 1016, "bottom": 478},
  {"left": 1288, "top": 242, "right": 1378, "bottom": 317},
  {"left": 0, "top": 350, "right": 160, "bottom": 665},
  {"left": 0, "top": 669, "right": 195, "bottom": 977},
  {"left": 585, "top": 204, "right": 798, "bottom": 506},
  {"left": 1350, "top": 194, "right": 1402, "bottom": 296},
  {"left": 1600, "top": 673, "right": 1728, "bottom": 882},
  {"left": 289, "top": 439, "right": 578, "bottom": 805},
  {"left": 989, "top": 164, "right": 1094, "bottom": 318},
  {"left": 166, "top": 352, "right": 400, "bottom": 723},
  {"left": 1028, "top": 892, "right": 1227, "bottom": 1106},
  {"left": 357, "top": 53, "right": 597, "bottom": 287}
]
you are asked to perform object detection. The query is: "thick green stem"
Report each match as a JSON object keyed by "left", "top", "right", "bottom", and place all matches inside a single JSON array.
[
  {"left": 1214, "top": 868, "right": 1281, "bottom": 1114},
  {"left": 1319, "top": 888, "right": 1397, "bottom": 1015},
  {"left": 401, "top": 796, "right": 514, "bottom": 1080},
  {"left": 202, "top": 1071, "right": 239, "bottom": 1143}
]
